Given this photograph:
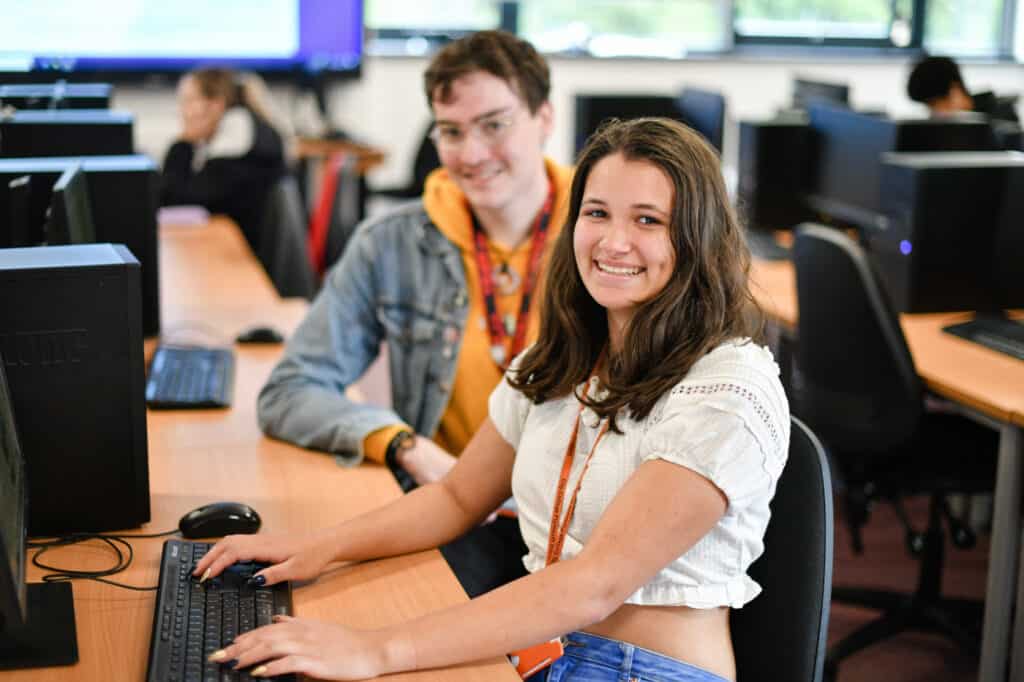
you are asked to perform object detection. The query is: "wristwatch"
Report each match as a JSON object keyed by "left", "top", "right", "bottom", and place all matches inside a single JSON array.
[{"left": 384, "top": 430, "right": 416, "bottom": 470}]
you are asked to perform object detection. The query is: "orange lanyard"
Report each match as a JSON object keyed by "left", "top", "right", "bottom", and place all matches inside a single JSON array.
[{"left": 545, "top": 380, "right": 610, "bottom": 566}]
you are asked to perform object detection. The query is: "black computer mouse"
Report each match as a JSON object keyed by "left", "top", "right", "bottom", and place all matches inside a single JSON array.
[
  {"left": 235, "top": 325, "right": 284, "bottom": 344},
  {"left": 178, "top": 502, "right": 262, "bottom": 539}
]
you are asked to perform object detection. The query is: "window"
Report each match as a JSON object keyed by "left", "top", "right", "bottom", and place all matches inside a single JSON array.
[
  {"left": 366, "top": 0, "right": 1017, "bottom": 58},
  {"left": 734, "top": 0, "right": 915, "bottom": 47},
  {"left": 924, "top": 0, "right": 1007, "bottom": 56},
  {"left": 365, "top": 0, "right": 501, "bottom": 55},
  {"left": 517, "top": 0, "right": 730, "bottom": 57}
]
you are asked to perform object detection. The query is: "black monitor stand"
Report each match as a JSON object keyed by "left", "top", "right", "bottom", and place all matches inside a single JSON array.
[{"left": 0, "top": 582, "right": 78, "bottom": 670}]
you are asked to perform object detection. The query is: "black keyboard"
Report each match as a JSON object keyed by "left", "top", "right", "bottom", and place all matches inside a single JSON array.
[
  {"left": 943, "top": 316, "right": 1024, "bottom": 361},
  {"left": 146, "top": 346, "right": 235, "bottom": 409},
  {"left": 146, "top": 539, "right": 295, "bottom": 682}
]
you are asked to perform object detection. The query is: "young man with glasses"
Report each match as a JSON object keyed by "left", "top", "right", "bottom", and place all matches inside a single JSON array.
[{"left": 257, "top": 31, "right": 572, "bottom": 597}]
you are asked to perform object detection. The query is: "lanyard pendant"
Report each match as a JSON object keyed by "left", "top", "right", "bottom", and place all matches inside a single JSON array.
[
  {"left": 503, "top": 313, "right": 516, "bottom": 336},
  {"left": 490, "top": 344, "right": 507, "bottom": 367}
]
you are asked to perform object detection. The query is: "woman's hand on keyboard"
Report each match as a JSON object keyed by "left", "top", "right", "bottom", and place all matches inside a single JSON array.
[
  {"left": 192, "top": 530, "right": 335, "bottom": 585},
  {"left": 209, "top": 614, "right": 408, "bottom": 680}
]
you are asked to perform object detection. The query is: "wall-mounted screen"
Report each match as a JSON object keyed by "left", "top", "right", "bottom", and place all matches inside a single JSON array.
[{"left": 0, "top": 0, "right": 363, "bottom": 80}]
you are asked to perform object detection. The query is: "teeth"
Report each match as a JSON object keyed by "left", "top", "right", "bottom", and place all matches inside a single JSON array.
[{"left": 597, "top": 262, "right": 641, "bottom": 276}]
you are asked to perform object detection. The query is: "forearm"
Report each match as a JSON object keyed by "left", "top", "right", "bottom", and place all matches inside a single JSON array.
[
  {"left": 257, "top": 375, "right": 400, "bottom": 462},
  {"left": 378, "top": 557, "right": 611, "bottom": 675},
  {"left": 323, "top": 480, "right": 482, "bottom": 563}
]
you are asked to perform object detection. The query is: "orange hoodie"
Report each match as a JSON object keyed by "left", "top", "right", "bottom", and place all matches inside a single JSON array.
[{"left": 364, "top": 158, "right": 573, "bottom": 462}]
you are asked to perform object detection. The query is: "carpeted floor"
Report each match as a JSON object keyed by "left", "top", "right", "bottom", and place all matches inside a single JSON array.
[{"left": 826, "top": 495, "right": 988, "bottom": 682}]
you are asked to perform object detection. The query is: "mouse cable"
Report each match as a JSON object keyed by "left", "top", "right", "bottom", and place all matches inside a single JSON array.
[{"left": 26, "top": 528, "right": 180, "bottom": 592}]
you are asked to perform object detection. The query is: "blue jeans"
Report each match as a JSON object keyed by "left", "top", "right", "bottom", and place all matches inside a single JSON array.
[{"left": 525, "top": 631, "right": 731, "bottom": 682}]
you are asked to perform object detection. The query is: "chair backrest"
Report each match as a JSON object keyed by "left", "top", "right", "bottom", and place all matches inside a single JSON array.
[
  {"left": 409, "top": 124, "right": 441, "bottom": 197},
  {"left": 257, "top": 174, "right": 316, "bottom": 299},
  {"left": 324, "top": 154, "right": 363, "bottom": 270},
  {"left": 731, "top": 417, "right": 834, "bottom": 682},
  {"left": 791, "top": 224, "right": 923, "bottom": 454}
]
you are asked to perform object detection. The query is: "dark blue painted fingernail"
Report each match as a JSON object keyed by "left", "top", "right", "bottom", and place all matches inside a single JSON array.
[
  {"left": 225, "top": 659, "right": 239, "bottom": 668},
  {"left": 247, "top": 574, "right": 266, "bottom": 587}
]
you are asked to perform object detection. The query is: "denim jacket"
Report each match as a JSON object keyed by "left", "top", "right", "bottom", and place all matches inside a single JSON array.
[{"left": 257, "top": 200, "right": 469, "bottom": 464}]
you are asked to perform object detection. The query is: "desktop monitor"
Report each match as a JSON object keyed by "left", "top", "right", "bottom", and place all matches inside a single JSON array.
[
  {"left": 573, "top": 94, "right": 683, "bottom": 156},
  {"left": 44, "top": 164, "right": 96, "bottom": 246},
  {"left": 0, "top": 156, "right": 161, "bottom": 337},
  {"left": 806, "top": 104, "right": 995, "bottom": 230},
  {"left": 0, "top": 82, "right": 111, "bottom": 110},
  {"left": 0, "top": 353, "right": 78, "bottom": 670},
  {"left": 0, "top": 110, "right": 133, "bottom": 158},
  {"left": 676, "top": 87, "right": 726, "bottom": 154},
  {"left": 793, "top": 78, "right": 850, "bottom": 109},
  {"left": 872, "top": 151, "right": 1024, "bottom": 313}
]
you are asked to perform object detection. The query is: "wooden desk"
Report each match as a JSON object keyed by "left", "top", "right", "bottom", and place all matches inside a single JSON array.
[
  {"left": 749, "top": 257, "right": 1024, "bottom": 682},
  {"left": 4, "top": 218, "right": 516, "bottom": 681}
]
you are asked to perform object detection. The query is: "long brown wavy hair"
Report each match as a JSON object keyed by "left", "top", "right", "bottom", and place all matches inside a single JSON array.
[{"left": 509, "top": 117, "right": 761, "bottom": 430}]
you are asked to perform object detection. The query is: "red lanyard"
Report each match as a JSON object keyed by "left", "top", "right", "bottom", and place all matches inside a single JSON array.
[
  {"left": 546, "top": 379, "right": 610, "bottom": 566},
  {"left": 471, "top": 185, "right": 554, "bottom": 369}
]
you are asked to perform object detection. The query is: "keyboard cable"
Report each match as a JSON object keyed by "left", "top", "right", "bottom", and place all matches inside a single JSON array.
[{"left": 26, "top": 528, "right": 180, "bottom": 591}]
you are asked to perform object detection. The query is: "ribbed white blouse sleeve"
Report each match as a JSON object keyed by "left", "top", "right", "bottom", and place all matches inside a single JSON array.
[{"left": 636, "top": 359, "right": 790, "bottom": 511}]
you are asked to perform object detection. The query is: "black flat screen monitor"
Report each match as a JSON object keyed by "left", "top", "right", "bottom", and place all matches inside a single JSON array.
[
  {"left": 0, "top": 0, "right": 362, "bottom": 81},
  {"left": 793, "top": 78, "right": 850, "bottom": 109},
  {"left": 676, "top": 87, "right": 726, "bottom": 154},
  {"left": 44, "top": 164, "right": 96, "bottom": 246},
  {"left": 0, "top": 354, "right": 28, "bottom": 640},
  {"left": 573, "top": 94, "right": 682, "bottom": 156},
  {"left": 0, "top": 354, "right": 78, "bottom": 670},
  {"left": 806, "top": 104, "right": 994, "bottom": 229}
]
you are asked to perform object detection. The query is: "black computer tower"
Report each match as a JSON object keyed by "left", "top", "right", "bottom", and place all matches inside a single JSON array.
[
  {"left": 0, "top": 244, "right": 150, "bottom": 535},
  {"left": 0, "top": 156, "right": 161, "bottom": 336},
  {"left": 0, "top": 111, "right": 133, "bottom": 158},
  {"left": 737, "top": 119, "right": 815, "bottom": 231},
  {"left": 873, "top": 152, "right": 1024, "bottom": 313}
]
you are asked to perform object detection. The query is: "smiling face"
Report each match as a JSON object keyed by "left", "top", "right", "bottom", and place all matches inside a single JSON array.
[
  {"left": 573, "top": 152, "right": 676, "bottom": 345},
  {"left": 430, "top": 70, "right": 552, "bottom": 215}
]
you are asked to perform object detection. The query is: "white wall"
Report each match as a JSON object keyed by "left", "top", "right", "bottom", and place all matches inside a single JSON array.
[{"left": 115, "top": 54, "right": 1024, "bottom": 188}]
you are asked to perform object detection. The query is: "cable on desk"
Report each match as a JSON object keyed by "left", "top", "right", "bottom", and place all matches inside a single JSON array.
[{"left": 27, "top": 529, "right": 180, "bottom": 591}]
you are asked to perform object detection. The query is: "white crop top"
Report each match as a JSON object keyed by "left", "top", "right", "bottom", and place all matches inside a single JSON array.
[{"left": 488, "top": 339, "right": 790, "bottom": 609}]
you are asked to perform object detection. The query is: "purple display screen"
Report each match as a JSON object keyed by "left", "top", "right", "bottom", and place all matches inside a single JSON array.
[{"left": 1, "top": 0, "right": 362, "bottom": 76}]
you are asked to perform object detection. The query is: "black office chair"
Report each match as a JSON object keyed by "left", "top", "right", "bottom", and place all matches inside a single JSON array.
[
  {"left": 369, "top": 122, "right": 440, "bottom": 200},
  {"left": 257, "top": 174, "right": 316, "bottom": 299},
  {"left": 731, "top": 417, "right": 834, "bottom": 682},
  {"left": 790, "top": 224, "right": 997, "bottom": 678},
  {"left": 322, "top": 153, "right": 364, "bottom": 271}
]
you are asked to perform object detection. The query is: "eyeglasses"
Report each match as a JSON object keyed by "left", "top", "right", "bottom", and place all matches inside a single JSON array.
[{"left": 429, "top": 109, "right": 520, "bottom": 151}]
